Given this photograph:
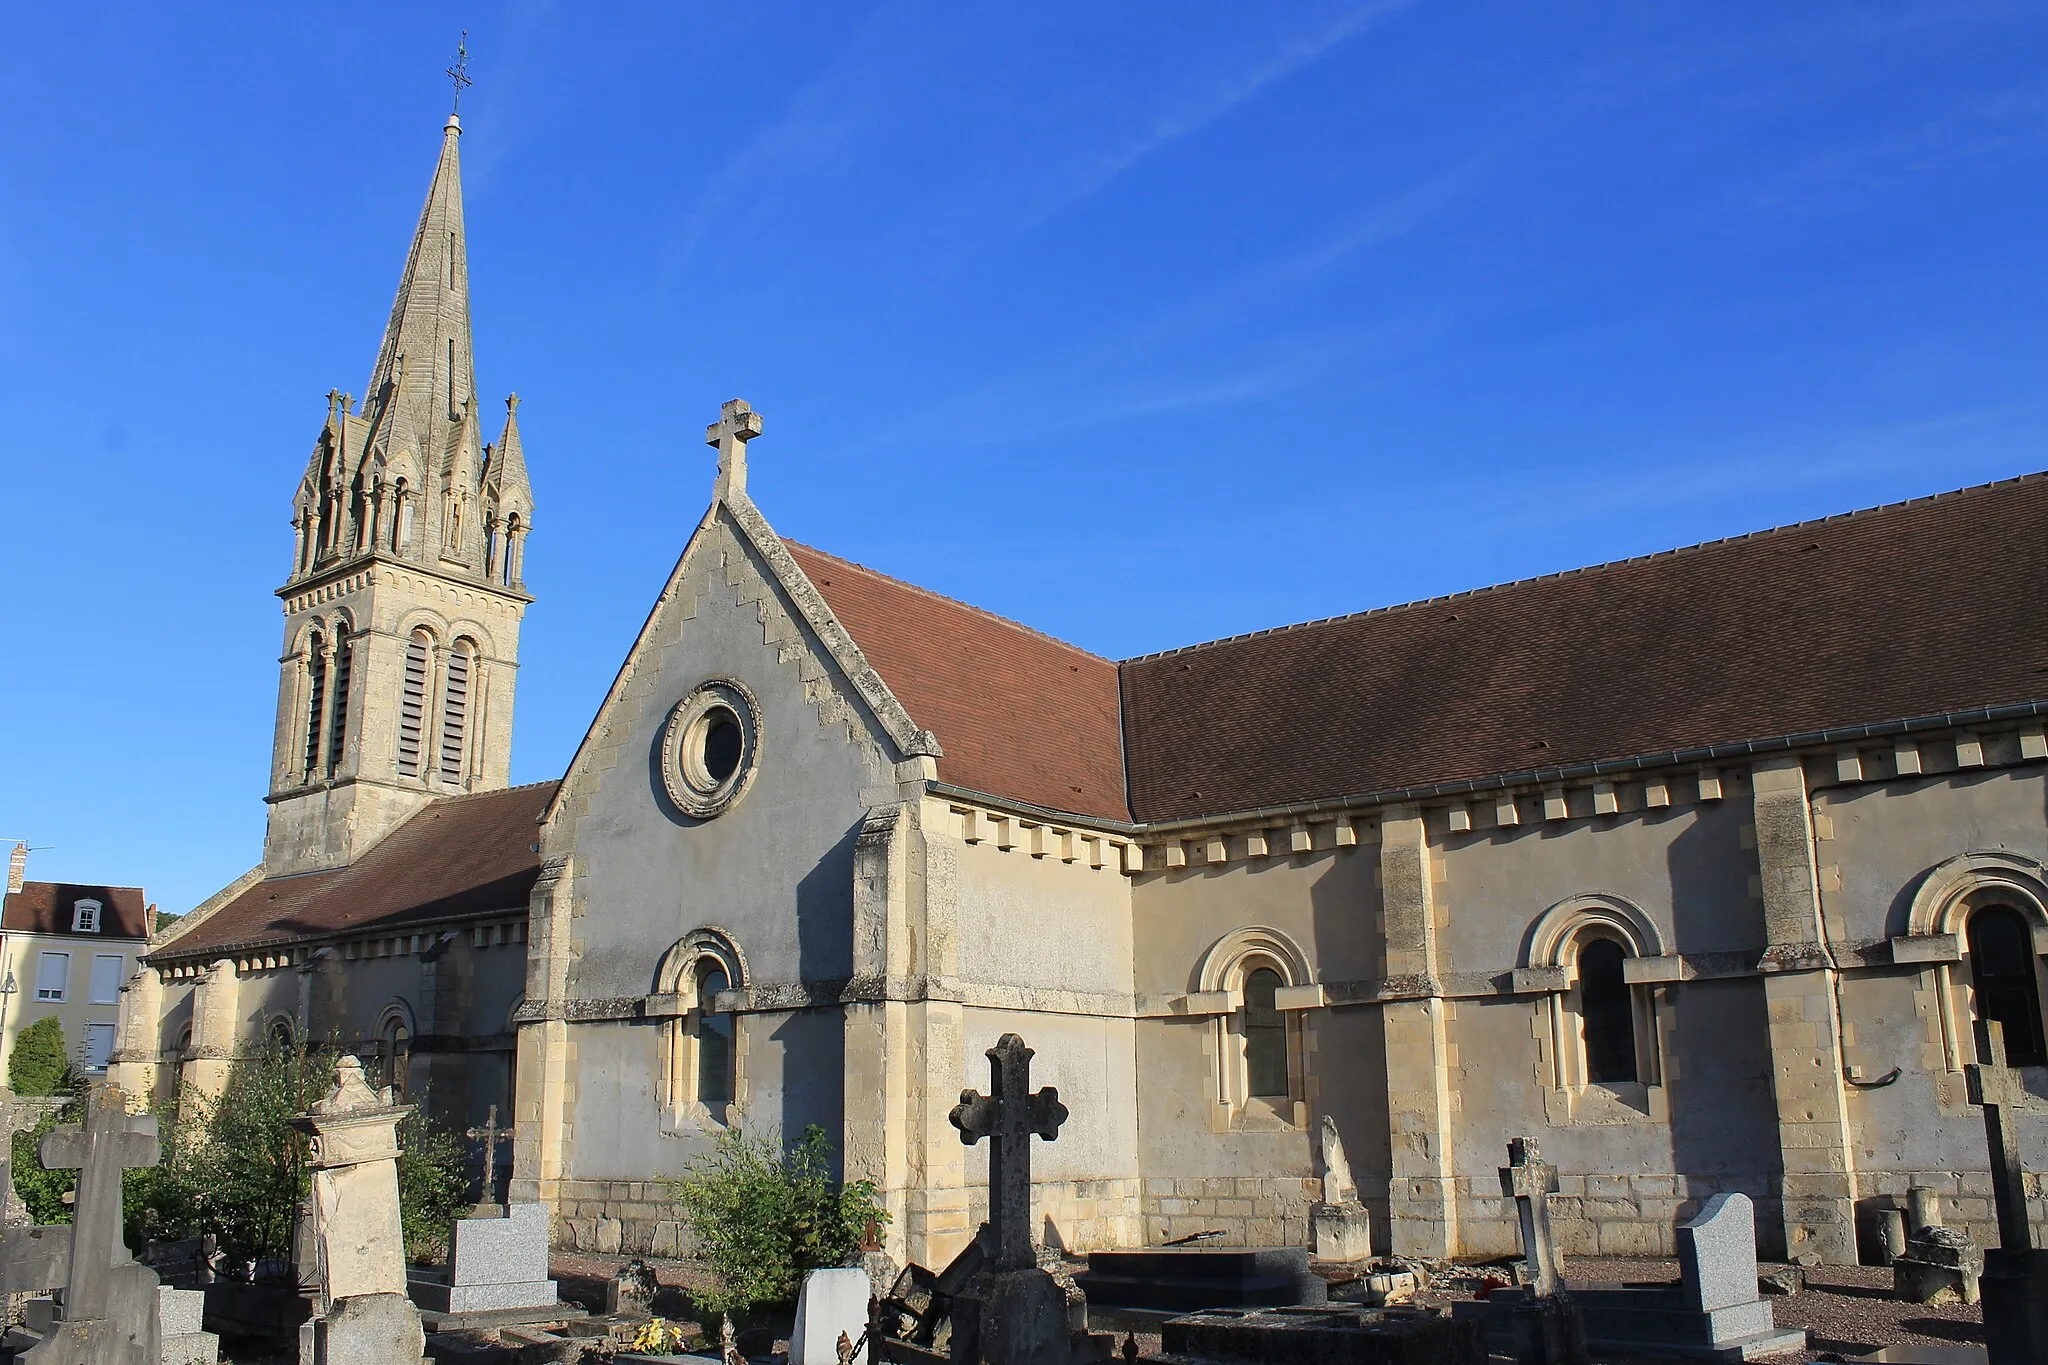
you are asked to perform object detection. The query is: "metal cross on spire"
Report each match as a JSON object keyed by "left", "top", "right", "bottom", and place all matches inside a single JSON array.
[{"left": 445, "top": 31, "right": 473, "bottom": 112}]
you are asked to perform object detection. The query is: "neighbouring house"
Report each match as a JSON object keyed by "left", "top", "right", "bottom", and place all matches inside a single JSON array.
[{"left": 3, "top": 847, "right": 152, "bottom": 1079}]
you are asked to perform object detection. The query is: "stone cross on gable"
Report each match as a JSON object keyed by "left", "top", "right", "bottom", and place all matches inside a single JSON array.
[
  {"left": 706, "top": 398, "right": 763, "bottom": 501},
  {"left": 949, "top": 1033, "right": 1069, "bottom": 1271},
  {"left": 465, "top": 1104, "right": 512, "bottom": 1205},
  {"left": 1966, "top": 1019, "right": 2034, "bottom": 1255},
  {"left": 1499, "top": 1135, "right": 1564, "bottom": 1297}
]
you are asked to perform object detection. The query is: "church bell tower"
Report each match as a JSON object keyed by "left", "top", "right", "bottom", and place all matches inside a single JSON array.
[{"left": 264, "top": 111, "right": 535, "bottom": 876}]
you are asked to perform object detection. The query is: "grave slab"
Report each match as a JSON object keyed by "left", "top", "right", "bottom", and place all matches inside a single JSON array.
[
  {"left": 1074, "top": 1248, "right": 1326, "bottom": 1319},
  {"left": 792, "top": 1268, "right": 869, "bottom": 1365},
  {"left": 1161, "top": 1304, "right": 1483, "bottom": 1365}
]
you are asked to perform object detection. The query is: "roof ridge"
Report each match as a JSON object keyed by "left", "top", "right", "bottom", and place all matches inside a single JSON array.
[
  {"left": 1123, "top": 470, "right": 2048, "bottom": 664},
  {"left": 786, "top": 540, "right": 1115, "bottom": 664},
  {"left": 419, "top": 778, "right": 562, "bottom": 807}
]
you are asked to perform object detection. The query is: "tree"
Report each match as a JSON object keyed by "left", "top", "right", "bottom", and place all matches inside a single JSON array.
[
  {"left": 670, "top": 1124, "right": 886, "bottom": 1334},
  {"left": 396, "top": 1104, "right": 471, "bottom": 1264},
  {"left": 9, "top": 1017, "right": 69, "bottom": 1096}
]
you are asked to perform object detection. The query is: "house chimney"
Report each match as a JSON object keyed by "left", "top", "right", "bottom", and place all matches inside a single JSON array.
[{"left": 6, "top": 843, "right": 24, "bottom": 895}]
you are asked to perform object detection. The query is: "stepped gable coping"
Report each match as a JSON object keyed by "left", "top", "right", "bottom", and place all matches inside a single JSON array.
[
  {"left": 1125, "top": 470, "right": 2048, "bottom": 663},
  {"left": 150, "top": 781, "right": 557, "bottom": 962},
  {"left": 785, "top": 541, "right": 1131, "bottom": 822}
]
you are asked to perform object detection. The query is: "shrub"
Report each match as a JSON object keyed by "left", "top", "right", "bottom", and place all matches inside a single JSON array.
[
  {"left": 11, "top": 1098, "right": 77, "bottom": 1224},
  {"left": 9, "top": 1018, "right": 69, "bottom": 1096},
  {"left": 670, "top": 1123, "right": 886, "bottom": 1328},
  {"left": 397, "top": 1105, "right": 472, "bottom": 1263}
]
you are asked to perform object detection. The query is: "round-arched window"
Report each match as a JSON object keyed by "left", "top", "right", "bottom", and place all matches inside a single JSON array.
[
  {"left": 1243, "top": 967, "right": 1287, "bottom": 1100},
  {"left": 1578, "top": 937, "right": 1638, "bottom": 1084},
  {"left": 695, "top": 961, "right": 734, "bottom": 1106},
  {"left": 1968, "top": 905, "right": 2046, "bottom": 1068}
]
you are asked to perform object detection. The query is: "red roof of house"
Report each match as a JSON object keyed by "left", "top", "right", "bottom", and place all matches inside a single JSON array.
[
  {"left": 788, "top": 543, "right": 1132, "bottom": 821},
  {"left": 154, "top": 782, "right": 555, "bottom": 960},
  {"left": 2, "top": 883, "right": 149, "bottom": 939}
]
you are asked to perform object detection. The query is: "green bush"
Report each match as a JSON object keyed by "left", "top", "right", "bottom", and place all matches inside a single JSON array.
[
  {"left": 12, "top": 1099, "right": 77, "bottom": 1224},
  {"left": 397, "top": 1105, "right": 472, "bottom": 1264},
  {"left": 9, "top": 1018, "right": 69, "bottom": 1096},
  {"left": 670, "top": 1123, "right": 886, "bottom": 1327}
]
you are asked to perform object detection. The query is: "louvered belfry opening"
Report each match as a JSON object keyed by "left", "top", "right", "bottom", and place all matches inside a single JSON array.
[
  {"left": 301, "top": 632, "right": 327, "bottom": 779},
  {"left": 325, "top": 630, "right": 353, "bottom": 775},
  {"left": 398, "top": 631, "right": 430, "bottom": 777},
  {"left": 439, "top": 641, "right": 472, "bottom": 785}
]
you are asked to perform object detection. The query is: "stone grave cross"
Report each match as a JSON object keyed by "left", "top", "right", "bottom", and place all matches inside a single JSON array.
[
  {"left": 706, "top": 398, "right": 763, "bottom": 500},
  {"left": 464, "top": 1104, "right": 512, "bottom": 1205},
  {"left": 1499, "top": 1135, "right": 1564, "bottom": 1297},
  {"left": 949, "top": 1033, "right": 1069, "bottom": 1271},
  {"left": 39, "top": 1085, "right": 160, "bottom": 1322},
  {"left": 1965, "top": 1019, "right": 2034, "bottom": 1255}
]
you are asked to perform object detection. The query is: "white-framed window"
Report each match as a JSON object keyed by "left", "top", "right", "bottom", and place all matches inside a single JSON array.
[
  {"left": 35, "top": 951, "right": 70, "bottom": 1002},
  {"left": 82, "top": 1022, "right": 116, "bottom": 1072},
  {"left": 1523, "top": 894, "right": 1671, "bottom": 1120},
  {"left": 88, "top": 954, "right": 123, "bottom": 1006},
  {"left": 71, "top": 900, "right": 100, "bottom": 933}
]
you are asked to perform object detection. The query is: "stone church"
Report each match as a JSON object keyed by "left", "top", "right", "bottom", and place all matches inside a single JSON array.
[{"left": 118, "top": 111, "right": 2048, "bottom": 1272}]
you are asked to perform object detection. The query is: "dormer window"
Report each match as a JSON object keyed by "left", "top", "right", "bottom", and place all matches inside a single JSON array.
[{"left": 72, "top": 899, "right": 101, "bottom": 934}]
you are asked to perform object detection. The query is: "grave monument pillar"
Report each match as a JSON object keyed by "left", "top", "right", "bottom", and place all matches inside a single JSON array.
[{"left": 290, "top": 1056, "right": 426, "bottom": 1365}]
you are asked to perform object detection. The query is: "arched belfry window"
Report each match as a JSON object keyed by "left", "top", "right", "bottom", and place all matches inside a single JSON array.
[
  {"left": 656, "top": 931, "right": 746, "bottom": 1130},
  {"left": 439, "top": 639, "right": 474, "bottom": 785},
  {"left": 397, "top": 629, "right": 432, "bottom": 777},
  {"left": 326, "top": 624, "right": 353, "bottom": 775},
  {"left": 301, "top": 631, "right": 327, "bottom": 779},
  {"left": 1968, "top": 905, "right": 2046, "bottom": 1068},
  {"left": 393, "top": 478, "right": 414, "bottom": 552}
]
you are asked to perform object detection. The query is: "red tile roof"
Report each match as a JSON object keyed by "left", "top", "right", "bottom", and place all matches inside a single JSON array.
[
  {"left": 1121, "top": 474, "right": 2048, "bottom": 820},
  {"left": 787, "top": 543, "right": 1131, "bottom": 821},
  {"left": 154, "top": 782, "right": 556, "bottom": 959},
  {"left": 2, "top": 883, "right": 149, "bottom": 939}
]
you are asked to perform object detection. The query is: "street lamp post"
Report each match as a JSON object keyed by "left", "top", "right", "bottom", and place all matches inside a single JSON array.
[{"left": 0, "top": 969, "right": 18, "bottom": 1079}]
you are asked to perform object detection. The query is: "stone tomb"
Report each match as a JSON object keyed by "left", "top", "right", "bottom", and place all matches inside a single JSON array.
[
  {"left": 1467, "top": 1193, "right": 1806, "bottom": 1362},
  {"left": 1892, "top": 1187, "right": 1982, "bottom": 1307},
  {"left": 1160, "top": 1305, "right": 1484, "bottom": 1365},
  {"left": 408, "top": 1202, "right": 559, "bottom": 1316},
  {"left": 1073, "top": 1248, "right": 1325, "bottom": 1322}
]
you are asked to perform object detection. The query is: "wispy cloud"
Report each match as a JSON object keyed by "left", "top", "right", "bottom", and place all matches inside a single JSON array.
[{"left": 1725, "top": 84, "right": 2048, "bottom": 220}]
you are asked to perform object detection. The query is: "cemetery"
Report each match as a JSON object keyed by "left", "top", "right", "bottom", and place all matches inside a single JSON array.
[{"left": 0, "top": 1026, "right": 2034, "bottom": 1365}]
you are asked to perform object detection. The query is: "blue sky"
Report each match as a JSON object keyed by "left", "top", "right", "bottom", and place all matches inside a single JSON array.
[{"left": 2, "top": 2, "right": 2043, "bottom": 914}]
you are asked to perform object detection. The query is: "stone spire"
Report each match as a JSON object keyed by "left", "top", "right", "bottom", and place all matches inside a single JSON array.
[{"left": 360, "top": 113, "right": 479, "bottom": 493}]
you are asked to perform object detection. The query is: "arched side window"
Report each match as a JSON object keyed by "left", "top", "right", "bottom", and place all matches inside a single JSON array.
[
  {"left": 267, "top": 1016, "right": 296, "bottom": 1055},
  {"left": 1192, "top": 927, "right": 1313, "bottom": 1129},
  {"left": 378, "top": 1010, "right": 413, "bottom": 1101},
  {"left": 655, "top": 930, "right": 746, "bottom": 1130},
  {"left": 1903, "top": 852, "right": 2048, "bottom": 1071},
  {"left": 439, "top": 639, "right": 474, "bottom": 785},
  {"left": 1574, "top": 934, "right": 1640, "bottom": 1085},
  {"left": 1967, "top": 905, "right": 2047, "bottom": 1068},
  {"left": 397, "top": 629, "right": 433, "bottom": 777},
  {"left": 1524, "top": 894, "right": 1667, "bottom": 1108},
  {"left": 326, "top": 625, "right": 353, "bottom": 775}
]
